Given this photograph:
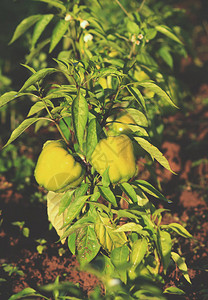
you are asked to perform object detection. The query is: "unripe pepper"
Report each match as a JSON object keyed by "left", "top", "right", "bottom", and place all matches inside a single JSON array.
[
  {"left": 107, "top": 113, "right": 145, "bottom": 159},
  {"left": 91, "top": 134, "right": 137, "bottom": 184},
  {"left": 34, "top": 140, "right": 85, "bottom": 192},
  {"left": 108, "top": 113, "right": 136, "bottom": 136}
]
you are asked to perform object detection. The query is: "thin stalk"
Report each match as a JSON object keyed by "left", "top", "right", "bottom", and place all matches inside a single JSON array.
[
  {"left": 154, "top": 248, "right": 161, "bottom": 275},
  {"left": 62, "top": 70, "right": 77, "bottom": 85},
  {"left": 114, "top": 0, "right": 132, "bottom": 19},
  {"left": 41, "top": 98, "right": 70, "bottom": 146},
  {"left": 129, "top": 42, "right": 136, "bottom": 59},
  {"left": 89, "top": 177, "right": 95, "bottom": 195},
  {"left": 138, "top": 0, "right": 146, "bottom": 12},
  {"left": 100, "top": 83, "right": 122, "bottom": 128},
  {"left": 115, "top": 33, "right": 129, "bottom": 42},
  {"left": 55, "top": 122, "right": 70, "bottom": 145}
]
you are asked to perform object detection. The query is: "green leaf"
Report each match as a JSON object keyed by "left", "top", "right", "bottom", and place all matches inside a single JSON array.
[
  {"left": 98, "top": 186, "right": 117, "bottom": 207},
  {"left": 72, "top": 93, "right": 88, "bottom": 150},
  {"left": 111, "top": 245, "right": 129, "bottom": 283},
  {"left": 90, "top": 191, "right": 100, "bottom": 202},
  {"left": 111, "top": 245, "right": 129, "bottom": 268},
  {"left": 27, "top": 100, "right": 53, "bottom": 117},
  {"left": 140, "top": 214, "right": 155, "bottom": 234},
  {"left": 9, "top": 15, "right": 42, "bottom": 44},
  {"left": 138, "top": 81, "right": 178, "bottom": 108},
  {"left": 76, "top": 225, "right": 100, "bottom": 267},
  {"left": 26, "top": 38, "right": 50, "bottom": 64},
  {"left": 0, "top": 91, "right": 25, "bottom": 108},
  {"left": 33, "top": 0, "right": 67, "bottom": 14},
  {"left": 60, "top": 215, "right": 94, "bottom": 242},
  {"left": 94, "top": 213, "right": 127, "bottom": 253},
  {"left": 164, "top": 286, "right": 186, "bottom": 295},
  {"left": 20, "top": 63, "right": 36, "bottom": 74},
  {"left": 86, "top": 118, "right": 98, "bottom": 160},
  {"left": 8, "top": 287, "right": 43, "bottom": 300},
  {"left": 133, "top": 180, "right": 170, "bottom": 202},
  {"left": 97, "top": 67, "right": 121, "bottom": 78},
  {"left": 129, "top": 238, "right": 148, "bottom": 278},
  {"left": 32, "top": 14, "right": 54, "bottom": 47},
  {"left": 4, "top": 118, "right": 41, "bottom": 148},
  {"left": 75, "top": 183, "right": 89, "bottom": 198},
  {"left": 59, "top": 189, "right": 76, "bottom": 215},
  {"left": 87, "top": 201, "right": 111, "bottom": 215},
  {"left": 45, "top": 89, "right": 73, "bottom": 101},
  {"left": 59, "top": 116, "right": 72, "bottom": 141},
  {"left": 158, "top": 46, "right": 173, "bottom": 69},
  {"left": 40, "top": 280, "right": 82, "bottom": 295},
  {"left": 22, "top": 227, "right": 30, "bottom": 238},
  {"left": 127, "top": 86, "right": 146, "bottom": 111},
  {"left": 136, "top": 188, "right": 149, "bottom": 206},
  {"left": 134, "top": 137, "right": 175, "bottom": 173},
  {"left": 49, "top": 19, "right": 70, "bottom": 53},
  {"left": 145, "top": 28, "right": 157, "bottom": 40},
  {"left": 93, "top": 255, "right": 115, "bottom": 277},
  {"left": 102, "top": 167, "right": 111, "bottom": 188},
  {"left": 68, "top": 232, "right": 76, "bottom": 255},
  {"left": 137, "top": 51, "right": 157, "bottom": 68},
  {"left": 88, "top": 17, "right": 105, "bottom": 34},
  {"left": 152, "top": 208, "right": 170, "bottom": 222},
  {"left": 63, "top": 195, "right": 90, "bottom": 228},
  {"left": 171, "top": 252, "right": 191, "bottom": 283},
  {"left": 120, "top": 182, "right": 137, "bottom": 203},
  {"left": 126, "top": 108, "right": 148, "bottom": 127},
  {"left": 115, "top": 210, "right": 146, "bottom": 223},
  {"left": 157, "top": 230, "right": 172, "bottom": 274},
  {"left": 115, "top": 222, "right": 144, "bottom": 234},
  {"left": 126, "top": 20, "right": 140, "bottom": 34},
  {"left": 155, "top": 25, "right": 183, "bottom": 45},
  {"left": 19, "top": 68, "right": 58, "bottom": 92},
  {"left": 161, "top": 223, "right": 192, "bottom": 239}
]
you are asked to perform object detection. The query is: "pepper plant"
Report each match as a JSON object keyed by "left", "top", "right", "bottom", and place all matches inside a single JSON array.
[{"left": 1, "top": 0, "right": 193, "bottom": 298}]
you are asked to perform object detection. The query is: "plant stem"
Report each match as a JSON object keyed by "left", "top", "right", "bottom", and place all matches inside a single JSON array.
[
  {"left": 129, "top": 42, "right": 136, "bottom": 59},
  {"left": 138, "top": 0, "right": 146, "bottom": 12},
  {"left": 56, "top": 122, "right": 70, "bottom": 145},
  {"left": 114, "top": 0, "right": 132, "bottom": 19},
  {"left": 41, "top": 98, "right": 70, "bottom": 146}
]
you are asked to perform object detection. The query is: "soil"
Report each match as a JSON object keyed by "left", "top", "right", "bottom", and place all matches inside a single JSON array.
[{"left": 0, "top": 1, "right": 208, "bottom": 300}]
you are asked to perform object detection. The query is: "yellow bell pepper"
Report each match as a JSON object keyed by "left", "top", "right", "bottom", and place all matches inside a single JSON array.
[
  {"left": 34, "top": 140, "right": 85, "bottom": 192},
  {"left": 91, "top": 134, "right": 137, "bottom": 184}
]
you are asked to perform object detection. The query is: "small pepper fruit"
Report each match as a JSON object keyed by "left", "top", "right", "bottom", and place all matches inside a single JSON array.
[
  {"left": 91, "top": 134, "right": 137, "bottom": 184},
  {"left": 34, "top": 140, "right": 85, "bottom": 192},
  {"left": 107, "top": 113, "right": 146, "bottom": 159},
  {"left": 107, "top": 113, "right": 136, "bottom": 136}
]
